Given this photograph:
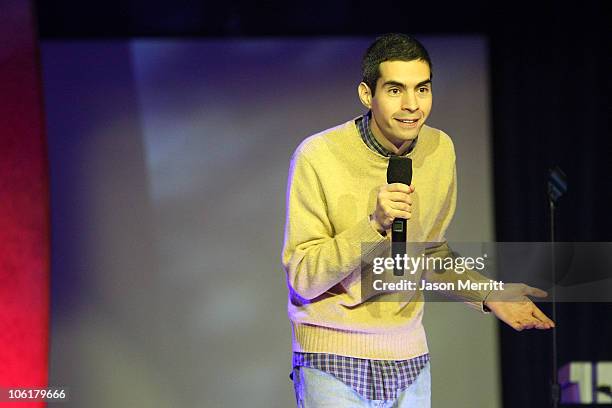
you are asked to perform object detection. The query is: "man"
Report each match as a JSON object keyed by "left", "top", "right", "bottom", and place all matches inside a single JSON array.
[{"left": 282, "top": 33, "right": 554, "bottom": 407}]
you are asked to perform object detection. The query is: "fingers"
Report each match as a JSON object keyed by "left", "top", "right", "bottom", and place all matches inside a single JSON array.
[
  {"left": 512, "top": 318, "right": 539, "bottom": 331},
  {"left": 510, "top": 320, "right": 524, "bottom": 331},
  {"left": 381, "top": 208, "right": 411, "bottom": 222},
  {"left": 383, "top": 199, "right": 412, "bottom": 220},
  {"left": 511, "top": 320, "right": 527, "bottom": 331},
  {"left": 386, "top": 183, "right": 415, "bottom": 194},
  {"left": 384, "top": 192, "right": 413, "bottom": 205},
  {"left": 509, "top": 307, "right": 555, "bottom": 331},
  {"left": 372, "top": 183, "right": 416, "bottom": 230},
  {"left": 531, "top": 305, "right": 556, "bottom": 329},
  {"left": 523, "top": 284, "right": 548, "bottom": 298},
  {"left": 376, "top": 186, "right": 414, "bottom": 222}
]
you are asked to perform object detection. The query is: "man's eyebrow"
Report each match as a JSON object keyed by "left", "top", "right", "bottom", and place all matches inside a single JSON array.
[
  {"left": 382, "top": 79, "right": 432, "bottom": 89},
  {"left": 382, "top": 80, "right": 407, "bottom": 89}
]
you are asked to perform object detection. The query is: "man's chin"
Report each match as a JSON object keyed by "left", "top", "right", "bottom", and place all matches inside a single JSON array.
[
  {"left": 392, "top": 127, "right": 422, "bottom": 140},
  {"left": 391, "top": 134, "right": 418, "bottom": 145}
]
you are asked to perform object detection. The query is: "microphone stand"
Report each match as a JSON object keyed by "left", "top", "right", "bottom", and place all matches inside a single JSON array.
[
  {"left": 549, "top": 196, "right": 560, "bottom": 408},
  {"left": 547, "top": 166, "right": 567, "bottom": 408}
]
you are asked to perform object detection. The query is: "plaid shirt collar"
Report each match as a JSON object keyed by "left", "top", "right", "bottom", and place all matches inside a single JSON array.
[{"left": 356, "top": 111, "right": 417, "bottom": 157}]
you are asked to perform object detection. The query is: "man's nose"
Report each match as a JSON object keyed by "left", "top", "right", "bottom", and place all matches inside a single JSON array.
[{"left": 401, "top": 92, "right": 419, "bottom": 112}]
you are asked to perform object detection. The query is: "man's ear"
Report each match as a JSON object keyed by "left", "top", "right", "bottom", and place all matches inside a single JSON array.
[{"left": 358, "top": 82, "right": 372, "bottom": 109}]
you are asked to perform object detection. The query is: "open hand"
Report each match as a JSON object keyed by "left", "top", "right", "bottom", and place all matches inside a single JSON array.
[{"left": 484, "top": 283, "right": 555, "bottom": 331}]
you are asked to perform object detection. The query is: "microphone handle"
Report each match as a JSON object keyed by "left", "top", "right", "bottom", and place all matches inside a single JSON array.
[{"left": 391, "top": 218, "right": 407, "bottom": 276}]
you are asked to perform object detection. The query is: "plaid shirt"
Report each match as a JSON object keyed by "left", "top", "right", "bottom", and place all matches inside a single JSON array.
[
  {"left": 292, "top": 352, "right": 430, "bottom": 401},
  {"left": 291, "top": 113, "right": 428, "bottom": 401}
]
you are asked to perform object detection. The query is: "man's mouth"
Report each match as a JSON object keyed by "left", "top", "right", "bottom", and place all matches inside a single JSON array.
[{"left": 395, "top": 118, "right": 420, "bottom": 125}]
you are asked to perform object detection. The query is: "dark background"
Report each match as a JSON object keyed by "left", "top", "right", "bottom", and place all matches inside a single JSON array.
[{"left": 35, "top": 1, "right": 610, "bottom": 406}]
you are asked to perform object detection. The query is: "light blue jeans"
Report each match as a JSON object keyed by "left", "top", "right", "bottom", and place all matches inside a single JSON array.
[{"left": 292, "top": 362, "right": 431, "bottom": 407}]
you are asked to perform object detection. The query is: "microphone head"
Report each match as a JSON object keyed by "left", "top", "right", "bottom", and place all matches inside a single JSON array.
[{"left": 387, "top": 156, "right": 413, "bottom": 185}]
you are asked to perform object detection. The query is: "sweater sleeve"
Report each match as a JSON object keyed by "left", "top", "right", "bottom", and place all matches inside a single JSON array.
[
  {"left": 423, "top": 242, "right": 492, "bottom": 313},
  {"left": 422, "top": 160, "right": 492, "bottom": 313},
  {"left": 281, "top": 151, "right": 386, "bottom": 300}
]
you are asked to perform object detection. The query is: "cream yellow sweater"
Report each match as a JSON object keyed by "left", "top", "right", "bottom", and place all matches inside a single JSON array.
[{"left": 282, "top": 117, "right": 489, "bottom": 360}]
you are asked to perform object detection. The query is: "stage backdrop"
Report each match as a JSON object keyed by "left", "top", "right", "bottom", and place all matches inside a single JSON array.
[{"left": 42, "top": 37, "right": 497, "bottom": 407}]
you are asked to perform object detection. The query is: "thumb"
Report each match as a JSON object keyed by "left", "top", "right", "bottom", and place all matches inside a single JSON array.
[{"left": 524, "top": 285, "right": 548, "bottom": 298}]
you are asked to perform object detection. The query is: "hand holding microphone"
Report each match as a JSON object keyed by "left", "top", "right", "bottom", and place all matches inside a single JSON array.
[
  {"left": 369, "top": 157, "right": 414, "bottom": 276},
  {"left": 370, "top": 156, "right": 414, "bottom": 233},
  {"left": 369, "top": 182, "right": 414, "bottom": 234}
]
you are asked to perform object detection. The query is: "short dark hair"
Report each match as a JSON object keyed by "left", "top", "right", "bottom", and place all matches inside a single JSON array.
[{"left": 361, "top": 33, "right": 432, "bottom": 95}]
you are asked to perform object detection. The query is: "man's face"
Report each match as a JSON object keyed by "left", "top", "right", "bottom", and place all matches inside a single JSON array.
[{"left": 361, "top": 60, "right": 432, "bottom": 149}]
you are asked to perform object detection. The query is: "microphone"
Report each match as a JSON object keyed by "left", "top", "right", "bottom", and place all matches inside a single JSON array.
[{"left": 386, "top": 156, "right": 413, "bottom": 276}]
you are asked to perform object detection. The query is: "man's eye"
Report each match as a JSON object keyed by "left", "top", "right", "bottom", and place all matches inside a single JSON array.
[
  {"left": 389, "top": 88, "right": 400, "bottom": 95},
  {"left": 418, "top": 87, "right": 430, "bottom": 94}
]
